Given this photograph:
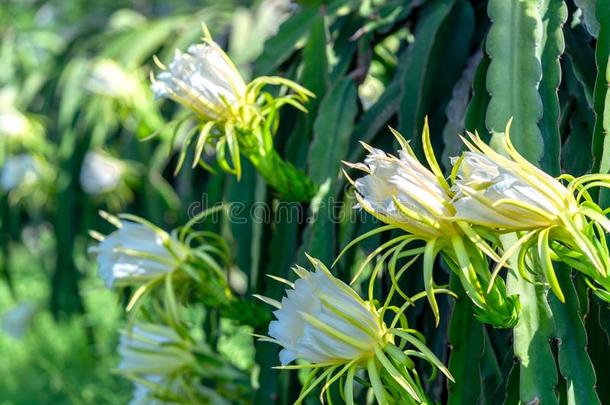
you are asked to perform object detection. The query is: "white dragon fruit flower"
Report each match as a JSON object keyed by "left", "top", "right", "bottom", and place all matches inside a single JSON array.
[
  {"left": 452, "top": 139, "right": 576, "bottom": 230},
  {"left": 266, "top": 257, "right": 386, "bottom": 366},
  {"left": 89, "top": 219, "right": 187, "bottom": 288},
  {"left": 151, "top": 41, "right": 246, "bottom": 121},
  {"left": 348, "top": 134, "right": 454, "bottom": 239},
  {"left": 259, "top": 255, "right": 453, "bottom": 405}
]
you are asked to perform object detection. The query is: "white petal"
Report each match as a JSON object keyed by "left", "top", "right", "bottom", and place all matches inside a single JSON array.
[{"left": 266, "top": 261, "right": 383, "bottom": 365}]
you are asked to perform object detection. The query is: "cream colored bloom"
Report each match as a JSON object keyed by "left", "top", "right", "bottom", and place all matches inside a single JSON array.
[
  {"left": 349, "top": 142, "right": 453, "bottom": 239},
  {"left": 86, "top": 59, "right": 139, "bottom": 99},
  {"left": 152, "top": 42, "right": 246, "bottom": 121},
  {"left": 79, "top": 152, "right": 123, "bottom": 195},
  {"left": 267, "top": 258, "right": 386, "bottom": 366},
  {"left": 452, "top": 134, "right": 577, "bottom": 230},
  {"left": 263, "top": 256, "right": 453, "bottom": 404},
  {"left": 90, "top": 220, "right": 186, "bottom": 288},
  {"left": 1, "top": 154, "right": 40, "bottom": 191}
]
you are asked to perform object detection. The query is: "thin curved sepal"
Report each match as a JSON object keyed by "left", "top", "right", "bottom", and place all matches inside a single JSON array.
[
  {"left": 423, "top": 239, "right": 441, "bottom": 326},
  {"left": 537, "top": 228, "right": 565, "bottom": 302}
]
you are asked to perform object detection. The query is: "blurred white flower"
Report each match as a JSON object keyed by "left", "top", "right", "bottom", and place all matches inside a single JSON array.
[
  {"left": 119, "top": 323, "right": 193, "bottom": 375},
  {"left": 2, "top": 302, "right": 37, "bottom": 339},
  {"left": 452, "top": 139, "right": 575, "bottom": 230},
  {"left": 151, "top": 41, "right": 246, "bottom": 121},
  {"left": 79, "top": 152, "right": 123, "bottom": 195},
  {"left": 90, "top": 220, "right": 186, "bottom": 288},
  {"left": 267, "top": 257, "right": 386, "bottom": 366},
  {"left": 0, "top": 109, "right": 30, "bottom": 139},
  {"left": 350, "top": 143, "right": 453, "bottom": 238},
  {"left": 1, "top": 154, "right": 40, "bottom": 191},
  {"left": 86, "top": 59, "right": 139, "bottom": 99}
]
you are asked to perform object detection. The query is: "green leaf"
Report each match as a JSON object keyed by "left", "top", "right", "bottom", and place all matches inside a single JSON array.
[
  {"left": 562, "top": 58, "right": 595, "bottom": 176},
  {"left": 486, "top": 0, "right": 544, "bottom": 163},
  {"left": 504, "top": 233, "right": 559, "bottom": 405},
  {"left": 538, "top": 0, "right": 567, "bottom": 175},
  {"left": 464, "top": 52, "right": 491, "bottom": 138},
  {"left": 549, "top": 266, "right": 601, "bottom": 405},
  {"left": 442, "top": 52, "right": 483, "bottom": 167},
  {"left": 591, "top": 2, "right": 610, "bottom": 175},
  {"left": 254, "top": 7, "right": 318, "bottom": 76},
  {"left": 479, "top": 330, "right": 504, "bottom": 405},
  {"left": 398, "top": 0, "right": 474, "bottom": 156},
  {"left": 346, "top": 70, "right": 401, "bottom": 164},
  {"left": 304, "top": 77, "right": 358, "bottom": 263},
  {"left": 308, "top": 77, "right": 358, "bottom": 186},
  {"left": 447, "top": 275, "right": 484, "bottom": 405},
  {"left": 225, "top": 159, "right": 258, "bottom": 288},
  {"left": 564, "top": 26, "right": 596, "bottom": 108},
  {"left": 285, "top": 13, "right": 330, "bottom": 169}
]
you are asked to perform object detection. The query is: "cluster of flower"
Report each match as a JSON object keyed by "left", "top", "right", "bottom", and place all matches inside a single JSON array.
[
  {"left": 90, "top": 210, "right": 243, "bottom": 403},
  {"left": 346, "top": 121, "right": 610, "bottom": 315},
  {"left": 87, "top": 31, "right": 610, "bottom": 404}
]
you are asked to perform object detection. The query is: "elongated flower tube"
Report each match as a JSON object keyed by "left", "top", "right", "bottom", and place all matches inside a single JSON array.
[
  {"left": 90, "top": 209, "right": 232, "bottom": 307},
  {"left": 341, "top": 123, "right": 519, "bottom": 328},
  {"left": 258, "top": 256, "right": 453, "bottom": 405},
  {"left": 150, "top": 29, "right": 317, "bottom": 201},
  {"left": 452, "top": 124, "right": 610, "bottom": 302}
]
